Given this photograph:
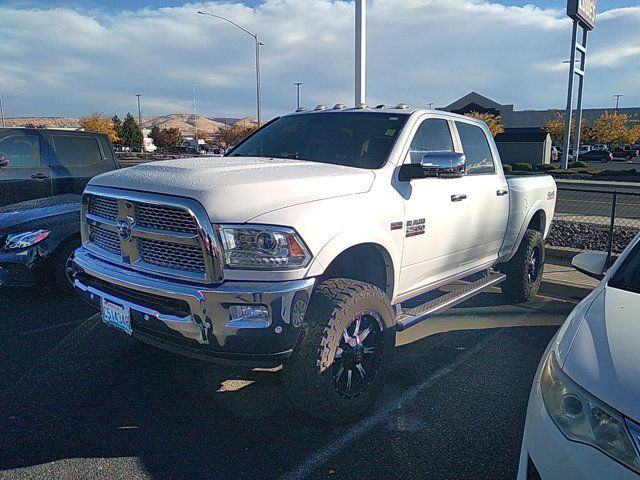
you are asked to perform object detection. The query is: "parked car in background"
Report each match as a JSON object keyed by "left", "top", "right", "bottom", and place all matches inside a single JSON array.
[
  {"left": 69, "top": 107, "right": 557, "bottom": 421},
  {"left": 0, "top": 128, "right": 118, "bottom": 207},
  {"left": 0, "top": 128, "right": 119, "bottom": 289},
  {"left": 518, "top": 231, "right": 640, "bottom": 479},
  {"left": 590, "top": 143, "right": 609, "bottom": 151},
  {"left": 0, "top": 195, "right": 80, "bottom": 289},
  {"left": 612, "top": 146, "right": 640, "bottom": 160},
  {"left": 578, "top": 149, "right": 613, "bottom": 163}
]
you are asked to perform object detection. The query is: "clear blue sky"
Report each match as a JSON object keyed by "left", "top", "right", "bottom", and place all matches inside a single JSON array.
[{"left": 2, "top": 0, "right": 635, "bottom": 12}]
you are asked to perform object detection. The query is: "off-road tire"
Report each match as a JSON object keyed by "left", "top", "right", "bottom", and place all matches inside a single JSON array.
[
  {"left": 282, "top": 278, "right": 396, "bottom": 423},
  {"left": 500, "top": 229, "right": 545, "bottom": 303}
]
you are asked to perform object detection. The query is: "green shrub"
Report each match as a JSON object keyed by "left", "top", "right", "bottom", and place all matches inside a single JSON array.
[
  {"left": 536, "top": 163, "right": 557, "bottom": 171},
  {"left": 502, "top": 163, "right": 513, "bottom": 172},
  {"left": 511, "top": 162, "right": 533, "bottom": 171},
  {"left": 569, "top": 161, "right": 589, "bottom": 169}
]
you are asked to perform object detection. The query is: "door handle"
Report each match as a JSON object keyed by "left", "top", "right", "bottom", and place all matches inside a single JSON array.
[
  {"left": 451, "top": 194, "right": 467, "bottom": 202},
  {"left": 496, "top": 189, "right": 509, "bottom": 196},
  {"left": 31, "top": 173, "right": 49, "bottom": 180}
]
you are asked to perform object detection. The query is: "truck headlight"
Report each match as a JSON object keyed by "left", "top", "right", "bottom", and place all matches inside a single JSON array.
[
  {"left": 541, "top": 352, "right": 640, "bottom": 474},
  {"left": 3, "top": 230, "right": 51, "bottom": 250},
  {"left": 217, "top": 225, "right": 311, "bottom": 270}
]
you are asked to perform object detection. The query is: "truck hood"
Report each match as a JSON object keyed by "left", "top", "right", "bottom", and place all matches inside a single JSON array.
[
  {"left": 90, "top": 156, "right": 375, "bottom": 223},
  {"left": 0, "top": 194, "right": 80, "bottom": 235},
  {"left": 562, "top": 287, "right": 640, "bottom": 422}
]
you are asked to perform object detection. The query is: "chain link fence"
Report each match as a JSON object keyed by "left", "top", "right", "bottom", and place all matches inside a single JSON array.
[{"left": 547, "top": 187, "right": 640, "bottom": 260}]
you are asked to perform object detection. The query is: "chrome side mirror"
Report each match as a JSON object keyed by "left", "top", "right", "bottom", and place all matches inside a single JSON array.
[
  {"left": 0, "top": 153, "right": 8, "bottom": 168},
  {"left": 420, "top": 152, "right": 466, "bottom": 177},
  {"left": 572, "top": 251, "right": 607, "bottom": 280}
]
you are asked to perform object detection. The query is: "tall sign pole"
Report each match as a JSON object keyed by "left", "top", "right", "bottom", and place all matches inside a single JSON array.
[
  {"left": 561, "top": 0, "right": 596, "bottom": 169},
  {"left": 355, "top": 0, "right": 366, "bottom": 106},
  {"left": 0, "top": 87, "right": 5, "bottom": 128}
]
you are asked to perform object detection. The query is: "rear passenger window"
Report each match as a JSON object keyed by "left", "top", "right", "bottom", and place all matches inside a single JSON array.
[
  {"left": 408, "top": 119, "right": 454, "bottom": 164},
  {"left": 0, "top": 134, "right": 41, "bottom": 167},
  {"left": 455, "top": 122, "right": 495, "bottom": 174},
  {"left": 53, "top": 135, "right": 103, "bottom": 167}
]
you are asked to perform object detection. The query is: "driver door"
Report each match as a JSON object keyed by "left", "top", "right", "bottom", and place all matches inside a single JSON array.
[
  {"left": 397, "top": 117, "right": 470, "bottom": 296},
  {"left": 0, "top": 130, "right": 51, "bottom": 207}
]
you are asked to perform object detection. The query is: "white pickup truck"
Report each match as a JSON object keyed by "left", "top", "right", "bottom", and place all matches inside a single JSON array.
[{"left": 69, "top": 105, "right": 557, "bottom": 422}]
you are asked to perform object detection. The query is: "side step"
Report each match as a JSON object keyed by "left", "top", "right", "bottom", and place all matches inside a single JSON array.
[{"left": 395, "top": 272, "right": 506, "bottom": 332}]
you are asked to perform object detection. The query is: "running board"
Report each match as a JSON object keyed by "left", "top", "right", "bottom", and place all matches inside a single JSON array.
[{"left": 395, "top": 272, "right": 506, "bottom": 332}]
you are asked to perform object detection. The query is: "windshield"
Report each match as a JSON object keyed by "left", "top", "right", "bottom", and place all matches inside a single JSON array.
[
  {"left": 609, "top": 241, "right": 640, "bottom": 294},
  {"left": 228, "top": 112, "right": 408, "bottom": 169}
]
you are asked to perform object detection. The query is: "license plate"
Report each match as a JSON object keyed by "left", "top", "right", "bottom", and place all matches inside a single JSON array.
[{"left": 101, "top": 298, "right": 132, "bottom": 335}]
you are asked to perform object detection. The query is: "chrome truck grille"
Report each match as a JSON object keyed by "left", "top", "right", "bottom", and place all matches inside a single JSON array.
[{"left": 82, "top": 187, "right": 221, "bottom": 283}]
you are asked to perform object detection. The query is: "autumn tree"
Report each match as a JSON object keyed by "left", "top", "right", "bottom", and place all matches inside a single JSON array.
[
  {"left": 544, "top": 112, "right": 573, "bottom": 145},
  {"left": 628, "top": 125, "right": 640, "bottom": 145},
  {"left": 591, "top": 111, "right": 635, "bottom": 146},
  {"left": 464, "top": 111, "right": 504, "bottom": 137},
  {"left": 213, "top": 124, "right": 258, "bottom": 150},
  {"left": 120, "top": 113, "right": 143, "bottom": 150},
  {"left": 79, "top": 112, "right": 119, "bottom": 142},
  {"left": 153, "top": 127, "right": 183, "bottom": 151},
  {"left": 196, "top": 129, "right": 211, "bottom": 143}
]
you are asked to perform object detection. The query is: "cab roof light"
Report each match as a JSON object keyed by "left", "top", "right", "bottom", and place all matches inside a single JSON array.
[
  {"left": 395, "top": 103, "right": 409, "bottom": 110},
  {"left": 333, "top": 103, "right": 347, "bottom": 110},
  {"left": 314, "top": 105, "right": 327, "bottom": 111}
]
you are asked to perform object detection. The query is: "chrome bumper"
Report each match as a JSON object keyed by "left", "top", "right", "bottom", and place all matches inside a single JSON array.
[{"left": 70, "top": 247, "right": 315, "bottom": 367}]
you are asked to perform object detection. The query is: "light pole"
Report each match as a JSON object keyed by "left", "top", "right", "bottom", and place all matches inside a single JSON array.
[
  {"left": 294, "top": 82, "right": 303, "bottom": 110},
  {"left": 355, "top": 0, "right": 366, "bottom": 106},
  {"left": 614, "top": 94, "right": 623, "bottom": 111},
  {"left": 0, "top": 87, "right": 5, "bottom": 128},
  {"left": 135, "top": 94, "right": 142, "bottom": 128},
  {"left": 427, "top": 102, "right": 434, "bottom": 110},
  {"left": 198, "top": 10, "right": 263, "bottom": 125}
]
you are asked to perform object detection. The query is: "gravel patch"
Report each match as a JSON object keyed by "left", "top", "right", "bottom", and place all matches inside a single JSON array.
[{"left": 547, "top": 220, "right": 639, "bottom": 254}]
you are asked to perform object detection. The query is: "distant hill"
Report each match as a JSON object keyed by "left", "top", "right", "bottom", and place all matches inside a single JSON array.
[
  {"left": 4, "top": 117, "right": 80, "bottom": 128},
  {"left": 4, "top": 114, "right": 258, "bottom": 136}
]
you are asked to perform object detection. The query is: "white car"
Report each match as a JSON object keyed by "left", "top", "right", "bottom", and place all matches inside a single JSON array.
[{"left": 518, "top": 233, "right": 640, "bottom": 479}]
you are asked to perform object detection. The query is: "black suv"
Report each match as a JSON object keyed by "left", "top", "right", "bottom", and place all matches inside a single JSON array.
[
  {"left": 0, "top": 128, "right": 118, "bottom": 206},
  {"left": 0, "top": 128, "right": 119, "bottom": 289}
]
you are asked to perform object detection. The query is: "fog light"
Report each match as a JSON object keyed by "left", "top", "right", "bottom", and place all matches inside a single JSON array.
[{"left": 227, "top": 305, "right": 271, "bottom": 329}]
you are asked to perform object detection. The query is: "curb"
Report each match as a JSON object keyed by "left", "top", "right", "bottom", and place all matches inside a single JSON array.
[{"left": 539, "top": 278, "right": 593, "bottom": 301}]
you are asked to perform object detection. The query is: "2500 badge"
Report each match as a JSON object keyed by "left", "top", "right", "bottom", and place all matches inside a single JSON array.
[{"left": 406, "top": 218, "right": 426, "bottom": 237}]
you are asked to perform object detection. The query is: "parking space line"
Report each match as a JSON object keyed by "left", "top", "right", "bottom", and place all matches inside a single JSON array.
[
  {"left": 19, "top": 318, "right": 87, "bottom": 336},
  {"left": 281, "top": 331, "right": 498, "bottom": 480}
]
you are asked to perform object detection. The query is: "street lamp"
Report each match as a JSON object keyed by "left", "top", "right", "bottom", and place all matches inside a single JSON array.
[
  {"left": 613, "top": 94, "right": 623, "bottom": 111},
  {"left": 135, "top": 94, "right": 142, "bottom": 128},
  {"left": 293, "top": 82, "right": 303, "bottom": 110},
  {"left": 198, "top": 10, "right": 263, "bottom": 125}
]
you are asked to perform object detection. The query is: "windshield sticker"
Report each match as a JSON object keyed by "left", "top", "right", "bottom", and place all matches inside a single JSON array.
[{"left": 385, "top": 129, "right": 396, "bottom": 137}]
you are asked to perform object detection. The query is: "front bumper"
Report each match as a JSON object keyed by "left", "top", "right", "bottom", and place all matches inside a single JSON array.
[
  {"left": 70, "top": 247, "right": 315, "bottom": 367},
  {"left": 0, "top": 248, "right": 41, "bottom": 286},
  {"left": 518, "top": 380, "right": 639, "bottom": 480}
]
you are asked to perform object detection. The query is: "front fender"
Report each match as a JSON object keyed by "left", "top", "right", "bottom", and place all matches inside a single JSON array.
[{"left": 304, "top": 227, "right": 402, "bottom": 300}]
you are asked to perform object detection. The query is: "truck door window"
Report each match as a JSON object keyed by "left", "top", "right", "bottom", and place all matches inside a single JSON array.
[
  {"left": 0, "top": 134, "right": 41, "bottom": 167},
  {"left": 455, "top": 122, "right": 496, "bottom": 174},
  {"left": 52, "top": 135, "right": 103, "bottom": 167},
  {"left": 408, "top": 119, "right": 454, "bottom": 164}
]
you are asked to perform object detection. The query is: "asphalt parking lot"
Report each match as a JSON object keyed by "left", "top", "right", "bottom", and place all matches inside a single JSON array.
[{"left": 0, "top": 287, "right": 576, "bottom": 480}]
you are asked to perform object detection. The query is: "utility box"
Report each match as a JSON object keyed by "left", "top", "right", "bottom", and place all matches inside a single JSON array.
[{"left": 494, "top": 128, "right": 552, "bottom": 166}]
